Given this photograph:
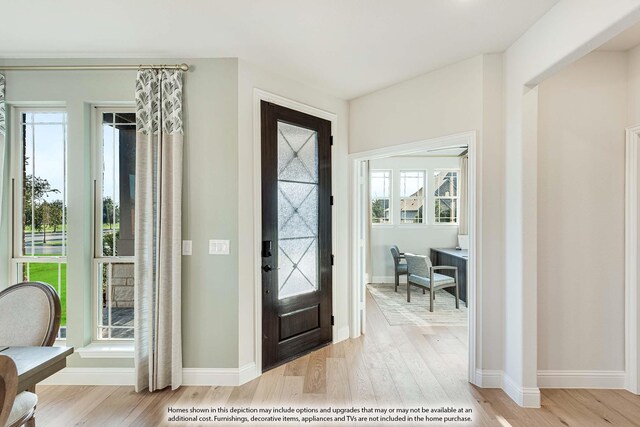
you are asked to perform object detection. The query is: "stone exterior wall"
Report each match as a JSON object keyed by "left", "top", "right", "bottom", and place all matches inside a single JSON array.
[{"left": 111, "top": 263, "right": 134, "bottom": 308}]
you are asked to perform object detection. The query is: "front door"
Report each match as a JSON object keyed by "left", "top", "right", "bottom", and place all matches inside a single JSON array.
[{"left": 261, "top": 101, "right": 333, "bottom": 371}]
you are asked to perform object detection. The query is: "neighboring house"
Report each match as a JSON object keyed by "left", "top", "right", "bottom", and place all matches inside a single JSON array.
[{"left": 386, "top": 174, "right": 457, "bottom": 222}]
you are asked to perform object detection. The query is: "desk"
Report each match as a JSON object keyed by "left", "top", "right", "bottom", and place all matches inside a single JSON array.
[
  {"left": 430, "top": 248, "right": 468, "bottom": 305},
  {"left": 0, "top": 346, "right": 73, "bottom": 392}
]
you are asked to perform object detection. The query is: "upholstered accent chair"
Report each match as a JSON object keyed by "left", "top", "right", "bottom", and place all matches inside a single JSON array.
[
  {"left": 389, "top": 245, "right": 408, "bottom": 292},
  {"left": 0, "top": 282, "right": 61, "bottom": 347},
  {"left": 404, "top": 253, "right": 459, "bottom": 311},
  {"left": 0, "top": 355, "right": 38, "bottom": 427},
  {"left": 0, "top": 282, "right": 61, "bottom": 427}
]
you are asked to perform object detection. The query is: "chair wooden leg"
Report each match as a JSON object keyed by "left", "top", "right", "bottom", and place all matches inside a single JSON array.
[
  {"left": 422, "top": 288, "right": 425, "bottom": 294},
  {"left": 407, "top": 282, "right": 411, "bottom": 302},
  {"left": 429, "top": 287, "right": 434, "bottom": 312},
  {"left": 395, "top": 272, "right": 399, "bottom": 292},
  {"left": 26, "top": 416, "right": 36, "bottom": 427},
  {"left": 454, "top": 284, "right": 459, "bottom": 309}
]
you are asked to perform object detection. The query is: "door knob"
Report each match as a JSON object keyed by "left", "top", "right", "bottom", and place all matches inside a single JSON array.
[{"left": 262, "top": 265, "right": 280, "bottom": 272}]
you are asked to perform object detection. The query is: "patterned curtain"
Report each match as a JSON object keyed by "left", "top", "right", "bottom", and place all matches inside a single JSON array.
[
  {"left": 0, "top": 74, "right": 5, "bottom": 229},
  {"left": 134, "top": 69, "right": 183, "bottom": 392}
]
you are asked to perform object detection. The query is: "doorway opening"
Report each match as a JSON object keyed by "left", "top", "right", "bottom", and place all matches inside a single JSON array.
[{"left": 350, "top": 132, "right": 479, "bottom": 384}]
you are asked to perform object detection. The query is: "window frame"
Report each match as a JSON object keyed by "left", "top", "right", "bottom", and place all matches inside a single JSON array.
[
  {"left": 370, "top": 169, "right": 393, "bottom": 225},
  {"left": 433, "top": 168, "right": 460, "bottom": 225},
  {"left": 91, "top": 105, "right": 136, "bottom": 341},
  {"left": 398, "top": 169, "right": 427, "bottom": 225},
  {"left": 10, "top": 106, "right": 68, "bottom": 340}
]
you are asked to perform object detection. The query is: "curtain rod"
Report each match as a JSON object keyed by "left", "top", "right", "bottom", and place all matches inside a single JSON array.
[{"left": 0, "top": 63, "right": 189, "bottom": 71}]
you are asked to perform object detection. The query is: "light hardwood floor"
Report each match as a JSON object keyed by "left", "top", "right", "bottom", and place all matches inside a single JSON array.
[{"left": 34, "top": 291, "right": 640, "bottom": 426}]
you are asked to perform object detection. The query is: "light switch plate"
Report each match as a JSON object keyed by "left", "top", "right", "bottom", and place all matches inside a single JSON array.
[
  {"left": 182, "top": 240, "right": 192, "bottom": 256},
  {"left": 209, "top": 239, "right": 230, "bottom": 255}
]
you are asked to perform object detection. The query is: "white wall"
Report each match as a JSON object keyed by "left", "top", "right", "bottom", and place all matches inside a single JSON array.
[
  {"left": 349, "top": 56, "right": 483, "bottom": 154},
  {"left": 237, "top": 60, "right": 350, "bottom": 370},
  {"left": 368, "top": 156, "right": 460, "bottom": 281},
  {"left": 628, "top": 43, "right": 640, "bottom": 125},
  {"left": 537, "top": 51, "right": 627, "bottom": 372}
]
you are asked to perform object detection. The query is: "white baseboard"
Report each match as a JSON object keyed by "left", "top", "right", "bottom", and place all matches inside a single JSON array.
[
  {"left": 502, "top": 373, "right": 541, "bottom": 408},
  {"left": 238, "top": 363, "right": 259, "bottom": 385},
  {"left": 474, "top": 369, "right": 502, "bottom": 388},
  {"left": 370, "top": 276, "right": 406, "bottom": 284},
  {"left": 40, "top": 368, "right": 135, "bottom": 386},
  {"left": 41, "top": 363, "right": 259, "bottom": 387},
  {"left": 334, "top": 326, "right": 350, "bottom": 343},
  {"left": 537, "top": 370, "right": 625, "bottom": 389},
  {"left": 475, "top": 370, "right": 540, "bottom": 408},
  {"left": 183, "top": 363, "right": 258, "bottom": 386}
]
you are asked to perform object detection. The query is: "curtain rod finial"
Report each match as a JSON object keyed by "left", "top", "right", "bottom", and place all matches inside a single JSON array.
[{"left": 179, "top": 63, "right": 189, "bottom": 72}]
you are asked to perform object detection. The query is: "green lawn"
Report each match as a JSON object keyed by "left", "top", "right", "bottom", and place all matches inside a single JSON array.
[{"left": 25, "top": 262, "right": 67, "bottom": 326}]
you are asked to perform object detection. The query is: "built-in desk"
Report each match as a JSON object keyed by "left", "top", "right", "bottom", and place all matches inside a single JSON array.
[{"left": 430, "top": 248, "right": 468, "bottom": 305}]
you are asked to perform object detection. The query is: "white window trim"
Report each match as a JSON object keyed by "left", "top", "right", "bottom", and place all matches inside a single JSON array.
[
  {"left": 370, "top": 169, "right": 393, "bottom": 226},
  {"left": 91, "top": 105, "right": 136, "bottom": 342},
  {"left": 76, "top": 341, "right": 134, "bottom": 359},
  {"left": 398, "top": 169, "right": 427, "bottom": 226},
  {"left": 433, "top": 168, "right": 460, "bottom": 226}
]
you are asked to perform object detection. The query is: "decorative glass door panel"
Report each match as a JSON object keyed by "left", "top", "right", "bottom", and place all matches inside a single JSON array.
[{"left": 277, "top": 122, "right": 319, "bottom": 300}]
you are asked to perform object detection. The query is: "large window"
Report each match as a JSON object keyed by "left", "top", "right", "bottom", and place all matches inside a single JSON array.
[
  {"left": 11, "top": 109, "right": 68, "bottom": 339},
  {"left": 399, "top": 171, "right": 425, "bottom": 224},
  {"left": 434, "top": 170, "right": 458, "bottom": 224},
  {"left": 93, "top": 108, "right": 136, "bottom": 339},
  {"left": 370, "top": 170, "right": 391, "bottom": 224}
]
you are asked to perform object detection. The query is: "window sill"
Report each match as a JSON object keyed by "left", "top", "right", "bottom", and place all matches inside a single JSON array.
[{"left": 76, "top": 342, "right": 134, "bottom": 359}]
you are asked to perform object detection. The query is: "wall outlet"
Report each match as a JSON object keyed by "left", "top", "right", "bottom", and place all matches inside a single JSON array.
[
  {"left": 182, "top": 240, "right": 192, "bottom": 256},
  {"left": 209, "top": 239, "right": 230, "bottom": 255}
]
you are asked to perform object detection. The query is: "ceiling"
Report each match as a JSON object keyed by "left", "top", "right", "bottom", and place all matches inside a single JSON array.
[
  {"left": 598, "top": 21, "right": 640, "bottom": 51},
  {"left": 0, "top": 0, "right": 559, "bottom": 99}
]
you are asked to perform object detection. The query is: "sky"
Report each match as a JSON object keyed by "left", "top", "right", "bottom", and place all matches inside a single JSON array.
[
  {"left": 24, "top": 113, "right": 120, "bottom": 204},
  {"left": 23, "top": 113, "right": 66, "bottom": 203}
]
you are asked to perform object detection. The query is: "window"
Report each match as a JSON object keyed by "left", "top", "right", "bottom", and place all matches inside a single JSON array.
[
  {"left": 399, "top": 171, "right": 425, "bottom": 224},
  {"left": 93, "top": 108, "right": 136, "bottom": 339},
  {"left": 434, "top": 170, "right": 458, "bottom": 224},
  {"left": 11, "top": 109, "right": 68, "bottom": 339},
  {"left": 370, "top": 170, "right": 391, "bottom": 224}
]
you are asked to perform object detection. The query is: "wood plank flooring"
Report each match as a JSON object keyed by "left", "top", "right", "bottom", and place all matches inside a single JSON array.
[{"left": 34, "top": 290, "right": 640, "bottom": 426}]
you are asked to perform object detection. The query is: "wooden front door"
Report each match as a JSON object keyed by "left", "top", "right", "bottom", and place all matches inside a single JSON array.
[{"left": 261, "top": 101, "right": 333, "bottom": 371}]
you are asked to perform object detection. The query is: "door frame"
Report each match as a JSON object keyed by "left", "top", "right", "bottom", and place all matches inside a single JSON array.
[
  {"left": 349, "top": 131, "right": 481, "bottom": 386},
  {"left": 252, "top": 89, "right": 338, "bottom": 376},
  {"left": 626, "top": 125, "right": 640, "bottom": 394}
]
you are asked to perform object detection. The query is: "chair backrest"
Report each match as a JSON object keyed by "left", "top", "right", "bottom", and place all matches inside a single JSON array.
[
  {"left": 389, "top": 246, "right": 401, "bottom": 266},
  {"left": 0, "top": 355, "right": 18, "bottom": 427},
  {"left": 405, "top": 253, "right": 432, "bottom": 277},
  {"left": 0, "top": 282, "right": 61, "bottom": 347}
]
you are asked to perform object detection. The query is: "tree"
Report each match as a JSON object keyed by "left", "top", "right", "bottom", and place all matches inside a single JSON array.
[
  {"left": 371, "top": 199, "right": 388, "bottom": 223},
  {"left": 23, "top": 174, "right": 59, "bottom": 229},
  {"left": 48, "top": 200, "right": 64, "bottom": 233},
  {"left": 103, "top": 230, "right": 119, "bottom": 256},
  {"left": 102, "top": 197, "right": 120, "bottom": 230}
]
